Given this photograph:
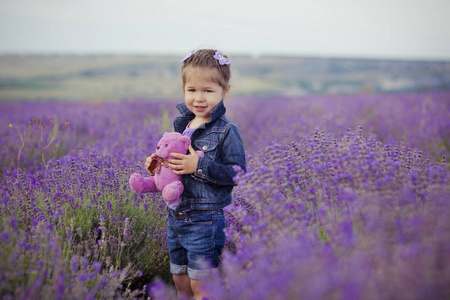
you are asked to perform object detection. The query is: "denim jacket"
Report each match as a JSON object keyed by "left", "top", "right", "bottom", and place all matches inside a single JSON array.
[{"left": 173, "top": 100, "right": 246, "bottom": 212}]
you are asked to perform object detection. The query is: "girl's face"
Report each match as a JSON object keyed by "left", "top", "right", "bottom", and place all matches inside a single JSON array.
[{"left": 183, "top": 67, "right": 229, "bottom": 123}]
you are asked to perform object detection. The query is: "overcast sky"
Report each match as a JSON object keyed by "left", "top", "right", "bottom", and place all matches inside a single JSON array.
[{"left": 1, "top": 0, "right": 449, "bottom": 60}]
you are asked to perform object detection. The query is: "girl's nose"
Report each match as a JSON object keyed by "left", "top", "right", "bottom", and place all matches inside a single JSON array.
[
  {"left": 194, "top": 92, "right": 204, "bottom": 101},
  {"left": 194, "top": 98, "right": 205, "bottom": 105}
]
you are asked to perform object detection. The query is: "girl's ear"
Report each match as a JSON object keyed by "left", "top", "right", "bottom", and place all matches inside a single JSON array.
[
  {"left": 222, "top": 85, "right": 230, "bottom": 99},
  {"left": 180, "top": 136, "right": 191, "bottom": 150}
]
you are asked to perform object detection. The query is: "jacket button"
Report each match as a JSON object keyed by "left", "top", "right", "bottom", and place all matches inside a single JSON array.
[
  {"left": 202, "top": 145, "right": 208, "bottom": 151},
  {"left": 198, "top": 169, "right": 203, "bottom": 174}
]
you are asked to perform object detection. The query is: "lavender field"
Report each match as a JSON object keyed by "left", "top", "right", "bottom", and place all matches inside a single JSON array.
[{"left": 1, "top": 91, "right": 450, "bottom": 299}]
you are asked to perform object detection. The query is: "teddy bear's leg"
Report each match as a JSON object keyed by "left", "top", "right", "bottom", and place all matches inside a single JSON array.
[
  {"left": 162, "top": 181, "right": 184, "bottom": 203},
  {"left": 129, "top": 173, "right": 157, "bottom": 193}
]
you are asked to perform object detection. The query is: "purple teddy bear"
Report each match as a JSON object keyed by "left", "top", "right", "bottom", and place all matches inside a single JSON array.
[{"left": 129, "top": 132, "right": 204, "bottom": 209}]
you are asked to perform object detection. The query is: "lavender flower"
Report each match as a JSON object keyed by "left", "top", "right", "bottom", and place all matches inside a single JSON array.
[{"left": 1, "top": 92, "right": 449, "bottom": 299}]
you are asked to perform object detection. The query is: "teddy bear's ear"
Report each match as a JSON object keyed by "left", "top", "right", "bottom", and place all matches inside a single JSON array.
[{"left": 180, "top": 136, "right": 191, "bottom": 150}]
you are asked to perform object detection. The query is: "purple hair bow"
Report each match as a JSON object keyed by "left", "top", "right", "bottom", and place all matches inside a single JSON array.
[
  {"left": 214, "top": 50, "right": 231, "bottom": 65},
  {"left": 181, "top": 49, "right": 195, "bottom": 63}
]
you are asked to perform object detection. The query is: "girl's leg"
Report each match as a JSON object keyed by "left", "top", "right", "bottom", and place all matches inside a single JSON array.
[
  {"left": 173, "top": 273, "right": 193, "bottom": 299},
  {"left": 190, "top": 278, "right": 207, "bottom": 300}
]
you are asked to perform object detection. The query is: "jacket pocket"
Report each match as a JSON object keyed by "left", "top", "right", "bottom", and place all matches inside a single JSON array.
[{"left": 194, "top": 140, "right": 219, "bottom": 162}]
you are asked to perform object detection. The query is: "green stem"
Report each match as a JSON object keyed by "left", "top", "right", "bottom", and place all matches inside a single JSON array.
[{"left": 8, "top": 123, "right": 25, "bottom": 173}]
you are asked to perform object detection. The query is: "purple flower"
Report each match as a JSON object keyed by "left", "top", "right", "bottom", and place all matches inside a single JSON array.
[
  {"left": 55, "top": 273, "right": 66, "bottom": 297},
  {"left": 71, "top": 260, "right": 78, "bottom": 273},
  {"left": 10, "top": 217, "right": 18, "bottom": 232},
  {"left": 92, "top": 261, "right": 102, "bottom": 274},
  {"left": 1, "top": 231, "right": 11, "bottom": 243},
  {"left": 77, "top": 273, "right": 90, "bottom": 282}
]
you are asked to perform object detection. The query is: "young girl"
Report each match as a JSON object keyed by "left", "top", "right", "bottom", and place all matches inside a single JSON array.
[{"left": 145, "top": 49, "right": 246, "bottom": 299}]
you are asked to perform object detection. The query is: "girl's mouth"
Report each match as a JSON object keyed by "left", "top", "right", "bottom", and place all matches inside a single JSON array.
[{"left": 195, "top": 106, "right": 206, "bottom": 112}]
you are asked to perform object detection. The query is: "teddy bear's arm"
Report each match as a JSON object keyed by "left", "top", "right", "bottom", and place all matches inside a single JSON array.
[{"left": 129, "top": 173, "right": 157, "bottom": 193}]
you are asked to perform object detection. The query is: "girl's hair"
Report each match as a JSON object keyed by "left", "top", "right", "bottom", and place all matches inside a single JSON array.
[{"left": 181, "top": 49, "right": 231, "bottom": 90}]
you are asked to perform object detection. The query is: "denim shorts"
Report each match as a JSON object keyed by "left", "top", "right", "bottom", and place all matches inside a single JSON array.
[{"left": 167, "top": 209, "right": 226, "bottom": 280}]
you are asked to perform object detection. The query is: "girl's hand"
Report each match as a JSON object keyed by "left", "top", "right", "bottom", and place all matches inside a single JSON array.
[
  {"left": 168, "top": 146, "right": 199, "bottom": 175},
  {"left": 144, "top": 154, "right": 158, "bottom": 172}
]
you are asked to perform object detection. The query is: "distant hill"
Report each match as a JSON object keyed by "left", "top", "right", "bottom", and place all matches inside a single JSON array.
[{"left": 0, "top": 54, "right": 449, "bottom": 101}]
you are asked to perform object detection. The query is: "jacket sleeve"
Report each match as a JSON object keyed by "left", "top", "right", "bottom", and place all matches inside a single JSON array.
[{"left": 191, "top": 124, "right": 246, "bottom": 186}]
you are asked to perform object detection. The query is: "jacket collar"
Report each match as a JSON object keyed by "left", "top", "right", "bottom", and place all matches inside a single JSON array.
[{"left": 176, "top": 100, "right": 226, "bottom": 124}]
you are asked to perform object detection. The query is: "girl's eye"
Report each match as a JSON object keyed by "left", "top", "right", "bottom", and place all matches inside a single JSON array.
[{"left": 205, "top": 90, "right": 213, "bottom": 93}]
